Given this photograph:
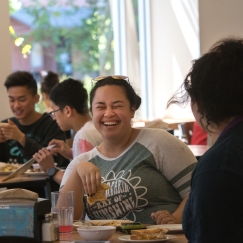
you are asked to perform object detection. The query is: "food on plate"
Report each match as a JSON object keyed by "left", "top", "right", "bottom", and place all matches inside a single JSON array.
[
  {"left": 88, "top": 220, "right": 129, "bottom": 227},
  {"left": 130, "top": 228, "right": 169, "bottom": 240},
  {"left": 28, "top": 163, "right": 42, "bottom": 172},
  {"left": 26, "top": 168, "right": 43, "bottom": 173},
  {"left": 27, "top": 162, "right": 56, "bottom": 173},
  {"left": 73, "top": 220, "right": 133, "bottom": 228},
  {"left": 0, "top": 164, "right": 19, "bottom": 172},
  {"left": 87, "top": 183, "right": 110, "bottom": 205}
]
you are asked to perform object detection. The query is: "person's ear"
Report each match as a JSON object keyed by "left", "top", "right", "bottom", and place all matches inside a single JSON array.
[
  {"left": 130, "top": 106, "right": 136, "bottom": 119},
  {"left": 191, "top": 101, "right": 199, "bottom": 113},
  {"left": 65, "top": 106, "right": 73, "bottom": 118},
  {"left": 34, "top": 94, "right": 40, "bottom": 104}
]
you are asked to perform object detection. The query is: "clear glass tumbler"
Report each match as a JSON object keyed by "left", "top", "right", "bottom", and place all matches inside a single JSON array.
[{"left": 51, "top": 191, "right": 74, "bottom": 234}]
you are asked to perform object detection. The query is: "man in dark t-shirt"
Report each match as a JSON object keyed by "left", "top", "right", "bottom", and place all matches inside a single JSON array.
[{"left": 0, "top": 71, "right": 69, "bottom": 168}]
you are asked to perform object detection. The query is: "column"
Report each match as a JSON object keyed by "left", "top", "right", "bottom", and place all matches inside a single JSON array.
[{"left": 0, "top": 1, "right": 12, "bottom": 120}]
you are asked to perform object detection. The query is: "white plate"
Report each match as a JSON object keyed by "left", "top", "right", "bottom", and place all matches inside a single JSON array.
[
  {"left": 73, "top": 219, "right": 133, "bottom": 228},
  {"left": 118, "top": 235, "right": 177, "bottom": 242},
  {"left": 146, "top": 224, "right": 183, "bottom": 233},
  {"left": 24, "top": 171, "right": 46, "bottom": 176}
]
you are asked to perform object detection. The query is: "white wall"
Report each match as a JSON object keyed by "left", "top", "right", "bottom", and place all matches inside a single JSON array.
[
  {"left": 199, "top": 0, "right": 243, "bottom": 54},
  {"left": 150, "top": 0, "right": 243, "bottom": 120},
  {"left": 150, "top": 0, "right": 199, "bottom": 119},
  {"left": 0, "top": 1, "right": 12, "bottom": 120}
]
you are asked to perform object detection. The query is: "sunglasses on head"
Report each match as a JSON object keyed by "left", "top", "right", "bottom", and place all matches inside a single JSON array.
[{"left": 91, "top": 75, "right": 129, "bottom": 85}]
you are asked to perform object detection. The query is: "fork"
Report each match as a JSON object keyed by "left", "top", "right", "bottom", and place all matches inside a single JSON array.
[{"left": 81, "top": 220, "right": 91, "bottom": 228}]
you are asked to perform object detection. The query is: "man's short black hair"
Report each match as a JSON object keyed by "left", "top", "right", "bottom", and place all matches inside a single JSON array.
[
  {"left": 50, "top": 78, "right": 89, "bottom": 115},
  {"left": 4, "top": 71, "right": 37, "bottom": 95}
]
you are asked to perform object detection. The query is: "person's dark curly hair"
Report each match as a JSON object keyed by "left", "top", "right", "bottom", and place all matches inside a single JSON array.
[
  {"left": 50, "top": 78, "right": 89, "bottom": 115},
  {"left": 167, "top": 37, "right": 243, "bottom": 130},
  {"left": 89, "top": 76, "right": 141, "bottom": 111}
]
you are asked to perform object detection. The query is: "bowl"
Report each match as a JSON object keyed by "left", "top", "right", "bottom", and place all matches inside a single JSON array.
[{"left": 77, "top": 226, "right": 116, "bottom": 240}]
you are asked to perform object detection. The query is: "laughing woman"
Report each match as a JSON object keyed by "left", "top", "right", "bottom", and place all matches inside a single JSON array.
[{"left": 60, "top": 76, "right": 197, "bottom": 224}]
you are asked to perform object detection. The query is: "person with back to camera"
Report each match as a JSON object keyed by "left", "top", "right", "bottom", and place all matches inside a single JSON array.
[
  {"left": 33, "top": 78, "right": 102, "bottom": 184},
  {"left": 167, "top": 38, "right": 243, "bottom": 243},
  {"left": 40, "top": 71, "right": 59, "bottom": 112},
  {"left": 60, "top": 76, "right": 197, "bottom": 224},
  {"left": 40, "top": 70, "right": 73, "bottom": 147},
  {"left": 0, "top": 71, "right": 69, "bottom": 168}
]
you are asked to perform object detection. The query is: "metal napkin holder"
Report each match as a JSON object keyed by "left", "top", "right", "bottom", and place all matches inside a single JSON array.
[{"left": 0, "top": 189, "right": 51, "bottom": 243}]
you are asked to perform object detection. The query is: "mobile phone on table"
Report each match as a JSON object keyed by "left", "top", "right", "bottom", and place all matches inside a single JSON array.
[{"left": 119, "top": 222, "right": 146, "bottom": 234}]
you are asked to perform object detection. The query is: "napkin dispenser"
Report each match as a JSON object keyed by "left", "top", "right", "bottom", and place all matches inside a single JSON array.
[{"left": 0, "top": 189, "right": 51, "bottom": 243}]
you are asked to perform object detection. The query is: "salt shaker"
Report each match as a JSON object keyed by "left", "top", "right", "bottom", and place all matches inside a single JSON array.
[
  {"left": 42, "top": 213, "right": 55, "bottom": 242},
  {"left": 51, "top": 212, "right": 60, "bottom": 241}
]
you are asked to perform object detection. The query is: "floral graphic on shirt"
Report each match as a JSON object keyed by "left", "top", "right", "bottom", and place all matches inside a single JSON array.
[{"left": 86, "top": 170, "right": 148, "bottom": 221}]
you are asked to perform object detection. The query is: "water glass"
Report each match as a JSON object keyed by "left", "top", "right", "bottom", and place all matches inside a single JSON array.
[{"left": 51, "top": 191, "right": 74, "bottom": 234}]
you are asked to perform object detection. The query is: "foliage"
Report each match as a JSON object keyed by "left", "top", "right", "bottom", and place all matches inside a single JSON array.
[
  {"left": 9, "top": 26, "right": 32, "bottom": 58},
  {"left": 13, "top": 0, "right": 114, "bottom": 76},
  {"left": 9, "top": 0, "right": 22, "bottom": 13}
]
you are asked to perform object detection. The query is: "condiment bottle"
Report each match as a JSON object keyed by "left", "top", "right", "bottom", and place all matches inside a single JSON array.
[
  {"left": 51, "top": 212, "right": 60, "bottom": 241},
  {"left": 42, "top": 213, "right": 55, "bottom": 242}
]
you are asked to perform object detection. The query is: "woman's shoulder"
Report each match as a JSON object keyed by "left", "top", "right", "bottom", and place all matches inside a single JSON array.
[
  {"left": 137, "top": 127, "right": 176, "bottom": 140},
  {"left": 136, "top": 128, "right": 193, "bottom": 154}
]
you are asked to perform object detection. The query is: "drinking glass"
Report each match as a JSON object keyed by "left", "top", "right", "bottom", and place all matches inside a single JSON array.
[{"left": 51, "top": 191, "right": 74, "bottom": 234}]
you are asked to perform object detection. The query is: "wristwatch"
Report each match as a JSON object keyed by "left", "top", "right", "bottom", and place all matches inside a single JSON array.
[{"left": 46, "top": 167, "right": 59, "bottom": 178}]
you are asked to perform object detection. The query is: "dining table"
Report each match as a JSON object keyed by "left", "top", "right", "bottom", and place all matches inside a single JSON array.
[
  {"left": 162, "top": 118, "right": 195, "bottom": 130},
  {"left": 57, "top": 227, "right": 188, "bottom": 243},
  {"left": 188, "top": 145, "right": 209, "bottom": 159},
  {"left": 0, "top": 173, "right": 52, "bottom": 200}
]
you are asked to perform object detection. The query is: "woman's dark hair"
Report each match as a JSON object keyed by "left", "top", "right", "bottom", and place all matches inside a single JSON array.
[
  {"left": 167, "top": 37, "right": 243, "bottom": 129},
  {"left": 50, "top": 78, "right": 89, "bottom": 115},
  {"left": 89, "top": 76, "right": 141, "bottom": 111},
  {"left": 40, "top": 71, "right": 59, "bottom": 95},
  {"left": 4, "top": 71, "right": 37, "bottom": 95}
]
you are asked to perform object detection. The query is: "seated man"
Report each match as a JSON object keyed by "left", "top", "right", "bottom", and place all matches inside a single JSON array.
[
  {"left": 0, "top": 71, "right": 69, "bottom": 168},
  {"left": 33, "top": 78, "right": 102, "bottom": 184}
]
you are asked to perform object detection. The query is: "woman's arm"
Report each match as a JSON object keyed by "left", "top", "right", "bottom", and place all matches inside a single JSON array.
[
  {"left": 60, "top": 161, "right": 101, "bottom": 220},
  {"left": 172, "top": 194, "right": 188, "bottom": 223},
  {"left": 151, "top": 195, "right": 188, "bottom": 224},
  {"left": 61, "top": 167, "right": 85, "bottom": 220}
]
